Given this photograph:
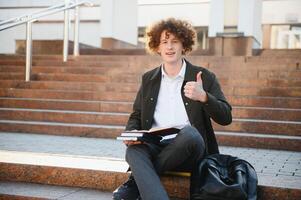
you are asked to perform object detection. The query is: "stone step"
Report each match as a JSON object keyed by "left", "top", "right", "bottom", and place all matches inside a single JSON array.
[
  {"left": 245, "top": 56, "right": 301, "bottom": 63},
  {"left": 232, "top": 106, "right": 301, "bottom": 121},
  {"left": 0, "top": 76, "right": 299, "bottom": 93},
  {"left": 1, "top": 63, "right": 300, "bottom": 78},
  {"left": 1, "top": 52, "right": 300, "bottom": 60},
  {"left": 0, "top": 138, "right": 300, "bottom": 200},
  {"left": 209, "top": 63, "right": 300, "bottom": 72},
  {"left": 0, "top": 94, "right": 300, "bottom": 110},
  {"left": 0, "top": 80, "right": 300, "bottom": 97},
  {"left": 0, "top": 54, "right": 68, "bottom": 60},
  {"left": 0, "top": 98, "right": 133, "bottom": 113},
  {"left": 1, "top": 62, "right": 300, "bottom": 73},
  {"left": 33, "top": 56, "right": 301, "bottom": 66},
  {"left": 0, "top": 108, "right": 130, "bottom": 126},
  {"left": 31, "top": 73, "right": 141, "bottom": 83},
  {"left": 0, "top": 60, "right": 25, "bottom": 66},
  {"left": 212, "top": 69, "right": 301, "bottom": 79},
  {"left": 0, "top": 65, "right": 111, "bottom": 74},
  {"left": 0, "top": 120, "right": 300, "bottom": 151},
  {"left": 0, "top": 181, "right": 114, "bottom": 200},
  {"left": 1, "top": 74, "right": 300, "bottom": 94},
  {"left": 0, "top": 72, "right": 24, "bottom": 80},
  {"left": 1, "top": 78, "right": 301, "bottom": 91},
  {"left": 214, "top": 119, "right": 301, "bottom": 136},
  {"left": 0, "top": 98, "right": 300, "bottom": 121},
  {"left": 1, "top": 56, "right": 300, "bottom": 73},
  {"left": 0, "top": 80, "right": 140, "bottom": 93},
  {"left": 0, "top": 120, "right": 122, "bottom": 138},
  {"left": 0, "top": 60, "right": 135, "bottom": 69},
  {"left": 219, "top": 78, "right": 301, "bottom": 87},
  {"left": 231, "top": 87, "right": 301, "bottom": 98},
  {"left": 254, "top": 49, "right": 301, "bottom": 57},
  {"left": 0, "top": 108, "right": 300, "bottom": 136},
  {"left": 228, "top": 96, "right": 301, "bottom": 109},
  {"left": 216, "top": 131, "right": 301, "bottom": 151},
  {"left": 0, "top": 88, "right": 136, "bottom": 102},
  {"left": 1, "top": 65, "right": 300, "bottom": 82},
  {"left": 1, "top": 62, "right": 300, "bottom": 78},
  {"left": 1, "top": 88, "right": 301, "bottom": 104},
  {"left": 31, "top": 60, "right": 132, "bottom": 68}
]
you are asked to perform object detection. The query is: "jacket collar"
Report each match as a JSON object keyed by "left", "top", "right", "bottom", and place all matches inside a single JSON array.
[
  {"left": 150, "top": 65, "right": 161, "bottom": 80},
  {"left": 183, "top": 58, "right": 197, "bottom": 82}
]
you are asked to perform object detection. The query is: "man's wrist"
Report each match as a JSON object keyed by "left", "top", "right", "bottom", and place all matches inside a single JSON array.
[{"left": 198, "top": 91, "right": 208, "bottom": 103}]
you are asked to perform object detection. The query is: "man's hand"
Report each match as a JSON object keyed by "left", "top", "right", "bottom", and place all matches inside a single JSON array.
[
  {"left": 184, "top": 71, "right": 208, "bottom": 102},
  {"left": 123, "top": 140, "right": 143, "bottom": 146}
]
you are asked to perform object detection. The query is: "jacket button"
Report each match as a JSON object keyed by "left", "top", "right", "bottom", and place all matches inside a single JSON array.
[
  {"left": 150, "top": 98, "right": 154, "bottom": 101},
  {"left": 185, "top": 102, "right": 189, "bottom": 106},
  {"left": 146, "top": 120, "right": 149, "bottom": 123}
]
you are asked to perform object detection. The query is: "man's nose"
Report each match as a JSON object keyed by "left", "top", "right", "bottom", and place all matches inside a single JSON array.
[{"left": 167, "top": 42, "right": 173, "bottom": 49}]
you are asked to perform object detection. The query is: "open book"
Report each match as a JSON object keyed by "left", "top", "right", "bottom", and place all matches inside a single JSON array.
[
  {"left": 122, "top": 127, "right": 180, "bottom": 136},
  {"left": 116, "top": 127, "right": 180, "bottom": 144}
]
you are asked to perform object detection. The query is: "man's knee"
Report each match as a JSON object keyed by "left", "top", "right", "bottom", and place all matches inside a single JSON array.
[
  {"left": 125, "top": 145, "right": 140, "bottom": 163},
  {"left": 125, "top": 144, "right": 150, "bottom": 164},
  {"left": 177, "top": 125, "right": 204, "bottom": 147}
]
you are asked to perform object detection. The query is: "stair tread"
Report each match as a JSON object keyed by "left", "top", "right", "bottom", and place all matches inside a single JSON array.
[
  {"left": 0, "top": 132, "right": 299, "bottom": 158},
  {"left": 0, "top": 181, "right": 113, "bottom": 200},
  {"left": 0, "top": 52, "right": 300, "bottom": 196},
  {"left": 0, "top": 119, "right": 300, "bottom": 136},
  {"left": 1, "top": 107, "right": 300, "bottom": 120},
  {"left": 0, "top": 181, "right": 186, "bottom": 200},
  {"left": 0, "top": 131, "right": 301, "bottom": 191},
  {"left": 0, "top": 147, "right": 300, "bottom": 190}
]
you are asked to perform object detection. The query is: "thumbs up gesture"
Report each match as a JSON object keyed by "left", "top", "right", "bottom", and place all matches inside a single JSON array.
[{"left": 184, "top": 71, "right": 208, "bottom": 102}]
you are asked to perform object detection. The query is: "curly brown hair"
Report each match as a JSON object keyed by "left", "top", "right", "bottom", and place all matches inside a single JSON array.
[{"left": 145, "top": 18, "right": 197, "bottom": 55}]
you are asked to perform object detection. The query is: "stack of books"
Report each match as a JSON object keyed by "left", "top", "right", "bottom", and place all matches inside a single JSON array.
[{"left": 116, "top": 127, "right": 180, "bottom": 144}]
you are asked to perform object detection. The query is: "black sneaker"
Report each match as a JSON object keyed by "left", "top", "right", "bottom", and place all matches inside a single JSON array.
[{"left": 112, "top": 175, "right": 140, "bottom": 200}]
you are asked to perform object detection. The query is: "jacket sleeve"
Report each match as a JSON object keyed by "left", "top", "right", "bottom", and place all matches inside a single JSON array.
[
  {"left": 202, "top": 72, "right": 232, "bottom": 126},
  {"left": 125, "top": 83, "right": 142, "bottom": 131}
]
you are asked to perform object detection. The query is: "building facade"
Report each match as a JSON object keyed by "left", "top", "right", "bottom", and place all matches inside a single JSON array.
[{"left": 0, "top": 0, "right": 300, "bottom": 54}]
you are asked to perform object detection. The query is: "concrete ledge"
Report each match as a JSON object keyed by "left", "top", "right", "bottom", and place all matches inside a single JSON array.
[
  {"left": 0, "top": 150, "right": 300, "bottom": 199},
  {"left": 208, "top": 36, "right": 255, "bottom": 56},
  {"left": 101, "top": 38, "right": 144, "bottom": 50}
]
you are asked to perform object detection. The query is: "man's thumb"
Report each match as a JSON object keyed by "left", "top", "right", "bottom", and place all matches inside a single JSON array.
[{"left": 196, "top": 71, "right": 202, "bottom": 83}]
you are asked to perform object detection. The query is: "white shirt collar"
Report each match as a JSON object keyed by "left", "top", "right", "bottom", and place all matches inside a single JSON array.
[{"left": 161, "top": 59, "right": 186, "bottom": 79}]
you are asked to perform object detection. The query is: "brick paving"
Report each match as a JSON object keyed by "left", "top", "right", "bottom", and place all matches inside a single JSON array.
[{"left": 0, "top": 132, "right": 300, "bottom": 189}]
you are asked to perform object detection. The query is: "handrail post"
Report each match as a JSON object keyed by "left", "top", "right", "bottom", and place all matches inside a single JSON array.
[
  {"left": 73, "top": 1, "right": 80, "bottom": 56},
  {"left": 25, "top": 21, "right": 32, "bottom": 82},
  {"left": 63, "top": 0, "right": 70, "bottom": 62}
]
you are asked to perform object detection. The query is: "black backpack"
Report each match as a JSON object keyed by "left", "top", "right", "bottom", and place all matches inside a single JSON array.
[{"left": 191, "top": 154, "right": 258, "bottom": 200}]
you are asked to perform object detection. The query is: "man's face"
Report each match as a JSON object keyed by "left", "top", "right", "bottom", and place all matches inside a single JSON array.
[{"left": 157, "top": 30, "right": 184, "bottom": 65}]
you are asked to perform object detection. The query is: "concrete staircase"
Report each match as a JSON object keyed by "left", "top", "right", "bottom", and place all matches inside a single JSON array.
[{"left": 0, "top": 51, "right": 300, "bottom": 199}]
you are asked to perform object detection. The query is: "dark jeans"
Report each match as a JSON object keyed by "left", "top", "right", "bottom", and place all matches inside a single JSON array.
[{"left": 125, "top": 125, "right": 205, "bottom": 200}]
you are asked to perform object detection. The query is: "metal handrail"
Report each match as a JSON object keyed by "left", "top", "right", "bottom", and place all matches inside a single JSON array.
[
  {"left": 0, "top": 0, "right": 92, "bottom": 82},
  {"left": 0, "top": 0, "right": 92, "bottom": 31},
  {"left": 0, "top": 1, "right": 73, "bottom": 27}
]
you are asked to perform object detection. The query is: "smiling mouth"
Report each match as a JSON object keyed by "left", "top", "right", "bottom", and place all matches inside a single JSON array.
[{"left": 166, "top": 52, "right": 175, "bottom": 55}]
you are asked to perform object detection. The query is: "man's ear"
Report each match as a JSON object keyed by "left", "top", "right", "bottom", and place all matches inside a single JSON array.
[{"left": 157, "top": 48, "right": 161, "bottom": 55}]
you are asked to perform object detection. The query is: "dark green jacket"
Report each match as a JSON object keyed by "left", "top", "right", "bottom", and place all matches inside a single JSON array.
[{"left": 126, "top": 60, "right": 232, "bottom": 155}]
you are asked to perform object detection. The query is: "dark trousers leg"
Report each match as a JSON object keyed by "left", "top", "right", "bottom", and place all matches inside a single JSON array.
[
  {"left": 126, "top": 143, "right": 168, "bottom": 200},
  {"left": 125, "top": 125, "right": 205, "bottom": 200},
  {"left": 154, "top": 125, "right": 205, "bottom": 173}
]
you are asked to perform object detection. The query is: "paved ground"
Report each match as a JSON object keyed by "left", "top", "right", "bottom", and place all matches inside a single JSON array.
[
  {"left": 0, "top": 132, "right": 300, "bottom": 189},
  {"left": 0, "top": 181, "right": 113, "bottom": 200}
]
